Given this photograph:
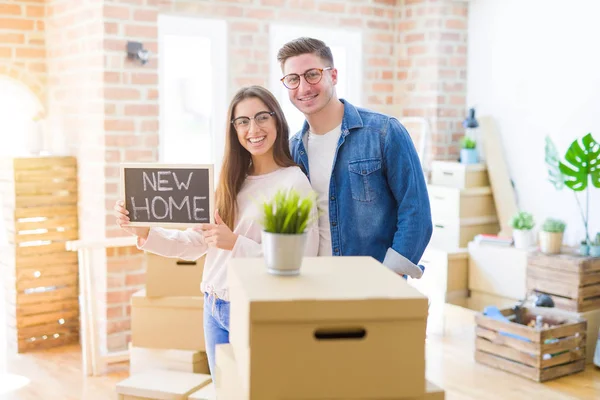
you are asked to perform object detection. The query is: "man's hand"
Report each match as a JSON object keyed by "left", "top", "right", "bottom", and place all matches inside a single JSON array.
[{"left": 195, "top": 210, "right": 238, "bottom": 251}]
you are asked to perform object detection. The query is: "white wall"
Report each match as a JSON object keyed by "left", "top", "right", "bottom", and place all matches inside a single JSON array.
[{"left": 467, "top": 0, "right": 600, "bottom": 246}]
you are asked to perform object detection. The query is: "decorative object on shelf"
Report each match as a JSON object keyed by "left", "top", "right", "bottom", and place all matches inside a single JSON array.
[
  {"left": 509, "top": 211, "right": 535, "bottom": 249},
  {"left": 460, "top": 136, "right": 478, "bottom": 164},
  {"left": 539, "top": 218, "right": 566, "bottom": 254},
  {"left": 260, "top": 188, "right": 316, "bottom": 276},
  {"left": 590, "top": 232, "right": 600, "bottom": 257},
  {"left": 463, "top": 107, "right": 482, "bottom": 161},
  {"left": 545, "top": 133, "right": 600, "bottom": 248}
]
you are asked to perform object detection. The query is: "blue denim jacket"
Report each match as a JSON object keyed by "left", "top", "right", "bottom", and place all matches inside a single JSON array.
[{"left": 289, "top": 99, "right": 432, "bottom": 274}]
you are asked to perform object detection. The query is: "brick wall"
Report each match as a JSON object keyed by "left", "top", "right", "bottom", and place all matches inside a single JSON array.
[
  {"left": 46, "top": 0, "right": 108, "bottom": 350},
  {"left": 1, "top": 0, "right": 468, "bottom": 354},
  {"left": 0, "top": 0, "right": 46, "bottom": 105}
]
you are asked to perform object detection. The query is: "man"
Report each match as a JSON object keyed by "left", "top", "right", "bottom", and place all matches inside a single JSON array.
[{"left": 277, "top": 37, "right": 432, "bottom": 279}]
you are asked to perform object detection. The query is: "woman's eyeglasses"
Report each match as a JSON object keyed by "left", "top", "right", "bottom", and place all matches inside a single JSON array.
[
  {"left": 280, "top": 67, "right": 332, "bottom": 90},
  {"left": 231, "top": 111, "right": 275, "bottom": 131}
]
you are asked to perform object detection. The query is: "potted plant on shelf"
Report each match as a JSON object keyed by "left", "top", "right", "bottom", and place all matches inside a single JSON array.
[
  {"left": 590, "top": 233, "right": 600, "bottom": 257},
  {"left": 509, "top": 211, "right": 535, "bottom": 249},
  {"left": 539, "top": 218, "right": 566, "bottom": 254},
  {"left": 545, "top": 133, "right": 600, "bottom": 254},
  {"left": 260, "top": 188, "right": 316, "bottom": 276},
  {"left": 460, "top": 136, "right": 478, "bottom": 164}
]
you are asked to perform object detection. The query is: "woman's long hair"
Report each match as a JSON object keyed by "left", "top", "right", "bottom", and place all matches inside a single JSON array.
[{"left": 216, "top": 85, "right": 297, "bottom": 229}]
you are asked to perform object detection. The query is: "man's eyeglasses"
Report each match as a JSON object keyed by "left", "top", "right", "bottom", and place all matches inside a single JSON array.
[
  {"left": 280, "top": 67, "right": 333, "bottom": 90},
  {"left": 231, "top": 111, "right": 275, "bottom": 131}
]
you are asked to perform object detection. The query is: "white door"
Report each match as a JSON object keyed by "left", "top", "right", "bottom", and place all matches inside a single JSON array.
[
  {"left": 158, "top": 15, "right": 227, "bottom": 182},
  {"left": 268, "top": 25, "right": 363, "bottom": 134}
]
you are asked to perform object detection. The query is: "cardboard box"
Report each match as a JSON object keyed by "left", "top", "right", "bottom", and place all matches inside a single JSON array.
[
  {"left": 188, "top": 383, "right": 215, "bottom": 400},
  {"left": 227, "top": 256, "right": 429, "bottom": 399},
  {"left": 216, "top": 344, "right": 444, "bottom": 400},
  {"left": 430, "top": 216, "right": 499, "bottom": 249},
  {"left": 116, "top": 369, "right": 211, "bottom": 400},
  {"left": 430, "top": 161, "right": 489, "bottom": 189},
  {"left": 467, "top": 290, "right": 519, "bottom": 312},
  {"left": 468, "top": 241, "right": 529, "bottom": 300},
  {"left": 131, "top": 289, "right": 205, "bottom": 351},
  {"left": 129, "top": 343, "right": 209, "bottom": 375},
  {"left": 428, "top": 185, "right": 496, "bottom": 220},
  {"left": 146, "top": 253, "right": 204, "bottom": 297},
  {"left": 409, "top": 247, "right": 469, "bottom": 303}
]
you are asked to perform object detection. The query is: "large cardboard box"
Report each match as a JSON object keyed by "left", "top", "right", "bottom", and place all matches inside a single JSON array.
[
  {"left": 228, "top": 256, "right": 429, "bottom": 399},
  {"left": 116, "top": 369, "right": 211, "bottom": 400},
  {"left": 146, "top": 253, "right": 204, "bottom": 297},
  {"left": 430, "top": 216, "right": 500, "bottom": 249},
  {"left": 430, "top": 161, "right": 489, "bottom": 189},
  {"left": 467, "top": 290, "right": 518, "bottom": 312},
  {"left": 131, "top": 289, "right": 205, "bottom": 351},
  {"left": 216, "top": 344, "right": 444, "bottom": 400},
  {"left": 428, "top": 185, "right": 496, "bottom": 220},
  {"left": 129, "top": 343, "right": 210, "bottom": 375},
  {"left": 468, "top": 241, "right": 529, "bottom": 300}
]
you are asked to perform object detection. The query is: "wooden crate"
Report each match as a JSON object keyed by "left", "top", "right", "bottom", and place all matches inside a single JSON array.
[
  {"left": 428, "top": 184, "right": 497, "bottom": 220},
  {"left": 475, "top": 307, "right": 586, "bottom": 382},
  {"left": 430, "top": 161, "right": 489, "bottom": 189},
  {"left": 0, "top": 156, "right": 80, "bottom": 353},
  {"left": 526, "top": 251, "right": 600, "bottom": 312}
]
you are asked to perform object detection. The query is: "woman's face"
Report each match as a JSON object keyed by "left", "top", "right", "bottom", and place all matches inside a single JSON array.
[{"left": 232, "top": 97, "right": 277, "bottom": 159}]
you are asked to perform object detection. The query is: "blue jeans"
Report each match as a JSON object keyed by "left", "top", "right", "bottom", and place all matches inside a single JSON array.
[{"left": 203, "top": 292, "right": 230, "bottom": 379}]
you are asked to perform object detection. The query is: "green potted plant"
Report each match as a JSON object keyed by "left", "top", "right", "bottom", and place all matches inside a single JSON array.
[
  {"left": 460, "top": 136, "right": 478, "bottom": 164},
  {"left": 539, "top": 218, "right": 566, "bottom": 254},
  {"left": 509, "top": 211, "right": 535, "bottom": 249},
  {"left": 545, "top": 133, "right": 600, "bottom": 254},
  {"left": 590, "top": 232, "right": 600, "bottom": 257},
  {"left": 260, "top": 188, "right": 316, "bottom": 276}
]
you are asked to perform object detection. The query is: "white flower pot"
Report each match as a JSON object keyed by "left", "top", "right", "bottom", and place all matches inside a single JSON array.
[
  {"left": 512, "top": 229, "right": 535, "bottom": 249},
  {"left": 539, "top": 231, "right": 563, "bottom": 254},
  {"left": 261, "top": 231, "right": 307, "bottom": 276}
]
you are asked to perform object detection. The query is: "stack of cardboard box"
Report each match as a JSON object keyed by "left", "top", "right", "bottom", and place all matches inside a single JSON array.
[
  {"left": 116, "top": 253, "right": 214, "bottom": 399},
  {"left": 215, "top": 256, "right": 446, "bottom": 399}
]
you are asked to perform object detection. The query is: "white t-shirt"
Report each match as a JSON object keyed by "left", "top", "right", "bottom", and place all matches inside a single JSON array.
[
  {"left": 138, "top": 166, "right": 319, "bottom": 301},
  {"left": 306, "top": 124, "right": 342, "bottom": 256}
]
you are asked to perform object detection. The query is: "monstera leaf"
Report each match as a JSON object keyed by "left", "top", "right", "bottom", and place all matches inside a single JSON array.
[
  {"left": 558, "top": 133, "right": 600, "bottom": 191},
  {"left": 544, "top": 136, "right": 565, "bottom": 190}
]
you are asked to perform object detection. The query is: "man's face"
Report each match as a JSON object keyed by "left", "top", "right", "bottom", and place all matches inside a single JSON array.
[{"left": 282, "top": 53, "right": 337, "bottom": 116}]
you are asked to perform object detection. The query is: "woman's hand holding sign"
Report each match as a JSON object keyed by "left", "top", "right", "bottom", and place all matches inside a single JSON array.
[
  {"left": 195, "top": 210, "right": 238, "bottom": 251},
  {"left": 114, "top": 200, "right": 150, "bottom": 239}
]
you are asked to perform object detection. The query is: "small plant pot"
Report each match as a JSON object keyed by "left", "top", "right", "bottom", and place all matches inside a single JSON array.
[
  {"left": 580, "top": 242, "right": 590, "bottom": 256},
  {"left": 513, "top": 229, "right": 535, "bottom": 249},
  {"left": 539, "top": 231, "right": 563, "bottom": 254},
  {"left": 590, "top": 245, "right": 600, "bottom": 257},
  {"left": 460, "top": 148, "right": 479, "bottom": 164},
  {"left": 261, "top": 231, "right": 307, "bottom": 276}
]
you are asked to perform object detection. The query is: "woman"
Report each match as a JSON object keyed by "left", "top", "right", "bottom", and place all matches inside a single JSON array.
[{"left": 114, "top": 86, "right": 319, "bottom": 377}]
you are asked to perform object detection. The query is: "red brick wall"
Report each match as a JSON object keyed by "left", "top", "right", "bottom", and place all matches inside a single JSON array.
[
  {"left": 1, "top": 0, "right": 469, "bottom": 353},
  {"left": 396, "top": 0, "right": 468, "bottom": 164},
  {"left": 0, "top": 0, "right": 46, "bottom": 104}
]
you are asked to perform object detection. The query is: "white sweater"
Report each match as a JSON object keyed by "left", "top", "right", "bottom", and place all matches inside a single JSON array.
[{"left": 138, "top": 166, "right": 319, "bottom": 301}]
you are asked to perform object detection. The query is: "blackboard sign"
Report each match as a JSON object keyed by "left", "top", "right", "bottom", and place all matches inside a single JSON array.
[{"left": 120, "top": 163, "right": 214, "bottom": 227}]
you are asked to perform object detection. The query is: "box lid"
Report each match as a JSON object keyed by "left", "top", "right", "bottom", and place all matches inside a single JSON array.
[
  {"left": 227, "top": 257, "right": 428, "bottom": 322},
  {"left": 131, "top": 289, "right": 203, "bottom": 309},
  {"left": 116, "top": 369, "right": 211, "bottom": 400}
]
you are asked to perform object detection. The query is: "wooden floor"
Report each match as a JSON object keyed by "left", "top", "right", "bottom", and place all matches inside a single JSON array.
[{"left": 1, "top": 305, "right": 599, "bottom": 400}]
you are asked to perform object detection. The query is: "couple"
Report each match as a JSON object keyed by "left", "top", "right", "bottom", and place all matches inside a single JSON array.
[{"left": 114, "top": 37, "right": 433, "bottom": 378}]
